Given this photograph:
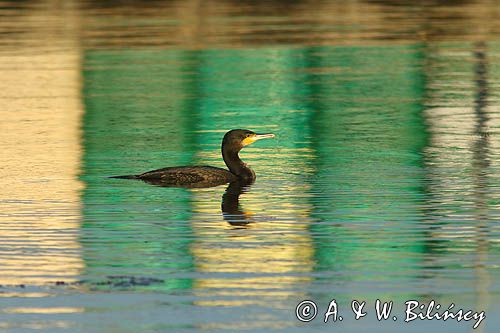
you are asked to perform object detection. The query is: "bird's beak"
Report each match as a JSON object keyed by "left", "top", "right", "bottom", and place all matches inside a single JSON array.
[
  {"left": 242, "top": 133, "right": 275, "bottom": 146},
  {"left": 253, "top": 133, "right": 276, "bottom": 141}
]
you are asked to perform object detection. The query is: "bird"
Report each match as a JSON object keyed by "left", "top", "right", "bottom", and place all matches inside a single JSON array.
[{"left": 110, "top": 129, "right": 275, "bottom": 187}]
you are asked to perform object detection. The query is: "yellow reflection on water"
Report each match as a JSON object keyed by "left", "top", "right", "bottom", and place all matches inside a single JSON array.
[
  {"left": 0, "top": 4, "right": 84, "bottom": 285},
  {"left": 189, "top": 168, "right": 314, "bottom": 309},
  {"left": 0, "top": 292, "right": 51, "bottom": 298},
  {"left": 1, "top": 307, "right": 84, "bottom": 314}
]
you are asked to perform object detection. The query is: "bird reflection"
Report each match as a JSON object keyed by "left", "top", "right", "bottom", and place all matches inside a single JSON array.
[
  {"left": 221, "top": 180, "right": 254, "bottom": 227},
  {"left": 140, "top": 178, "right": 255, "bottom": 227}
]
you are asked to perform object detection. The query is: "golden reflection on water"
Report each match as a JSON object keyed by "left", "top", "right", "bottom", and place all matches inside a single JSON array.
[
  {"left": 1, "top": 307, "right": 84, "bottom": 314},
  {"left": 0, "top": 292, "right": 51, "bottom": 298},
  {"left": 189, "top": 171, "right": 314, "bottom": 308},
  {"left": 0, "top": 3, "right": 84, "bottom": 285}
]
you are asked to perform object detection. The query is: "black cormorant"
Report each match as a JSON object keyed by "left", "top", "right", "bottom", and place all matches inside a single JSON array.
[{"left": 110, "top": 129, "right": 275, "bottom": 187}]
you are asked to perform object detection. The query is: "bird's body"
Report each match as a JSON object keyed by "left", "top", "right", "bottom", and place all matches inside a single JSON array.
[
  {"left": 113, "top": 166, "right": 237, "bottom": 187},
  {"left": 110, "top": 129, "right": 274, "bottom": 187},
  {"left": 139, "top": 166, "right": 237, "bottom": 183}
]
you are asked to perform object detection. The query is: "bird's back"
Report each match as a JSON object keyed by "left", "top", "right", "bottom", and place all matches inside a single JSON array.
[{"left": 137, "top": 165, "right": 237, "bottom": 186}]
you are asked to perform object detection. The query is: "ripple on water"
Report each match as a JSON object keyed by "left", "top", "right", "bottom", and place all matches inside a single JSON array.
[{"left": 1, "top": 0, "right": 500, "bottom": 332}]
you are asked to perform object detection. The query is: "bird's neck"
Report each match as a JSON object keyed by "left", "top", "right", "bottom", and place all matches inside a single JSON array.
[{"left": 222, "top": 147, "right": 255, "bottom": 181}]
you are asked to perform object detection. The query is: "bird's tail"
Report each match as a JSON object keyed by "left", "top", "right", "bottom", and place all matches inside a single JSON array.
[{"left": 109, "top": 174, "right": 139, "bottom": 179}]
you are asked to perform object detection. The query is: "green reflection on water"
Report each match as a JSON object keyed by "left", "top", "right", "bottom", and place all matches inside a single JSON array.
[
  {"left": 305, "top": 45, "right": 429, "bottom": 298},
  {"left": 81, "top": 50, "right": 199, "bottom": 290},
  {"left": 81, "top": 45, "right": 433, "bottom": 298},
  {"left": 193, "top": 48, "right": 312, "bottom": 140}
]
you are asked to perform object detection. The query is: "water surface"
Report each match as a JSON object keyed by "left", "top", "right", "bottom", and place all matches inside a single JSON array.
[{"left": 0, "top": 1, "right": 499, "bottom": 332}]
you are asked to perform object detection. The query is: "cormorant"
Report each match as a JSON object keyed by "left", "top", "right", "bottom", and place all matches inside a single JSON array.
[{"left": 110, "top": 129, "right": 275, "bottom": 187}]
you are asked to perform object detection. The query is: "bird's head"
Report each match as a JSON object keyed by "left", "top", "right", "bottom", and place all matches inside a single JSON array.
[{"left": 222, "top": 129, "right": 275, "bottom": 151}]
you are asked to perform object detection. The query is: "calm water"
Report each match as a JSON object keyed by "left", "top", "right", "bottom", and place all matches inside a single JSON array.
[{"left": 1, "top": 1, "right": 499, "bottom": 332}]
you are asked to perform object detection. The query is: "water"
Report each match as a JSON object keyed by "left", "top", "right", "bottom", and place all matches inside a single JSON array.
[{"left": 1, "top": 1, "right": 499, "bottom": 332}]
